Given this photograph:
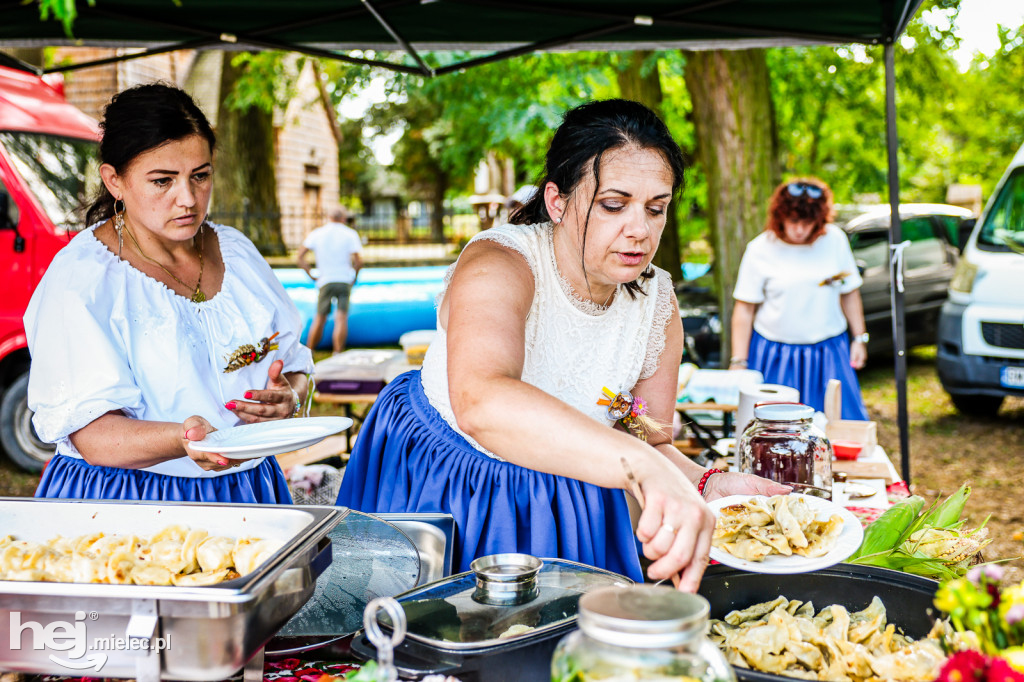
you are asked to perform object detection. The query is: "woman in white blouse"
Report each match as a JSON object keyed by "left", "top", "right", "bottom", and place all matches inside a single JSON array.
[
  {"left": 337, "top": 100, "right": 785, "bottom": 589},
  {"left": 730, "top": 178, "right": 869, "bottom": 419},
  {"left": 26, "top": 83, "right": 312, "bottom": 503}
]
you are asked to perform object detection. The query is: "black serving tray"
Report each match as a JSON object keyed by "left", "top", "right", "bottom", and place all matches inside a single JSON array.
[{"left": 697, "top": 563, "right": 941, "bottom": 682}]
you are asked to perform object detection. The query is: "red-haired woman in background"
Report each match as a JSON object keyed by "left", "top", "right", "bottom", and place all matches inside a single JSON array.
[{"left": 730, "top": 178, "right": 869, "bottom": 419}]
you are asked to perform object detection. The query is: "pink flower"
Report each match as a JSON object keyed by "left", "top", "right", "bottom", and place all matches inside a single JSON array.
[
  {"left": 1006, "top": 604, "right": 1024, "bottom": 625},
  {"left": 631, "top": 397, "right": 648, "bottom": 418},
  {"left": 937, "top": 650, "right": 988, "bottom": 682},
  {"left": 970, "top": 565, "right": 1006, "bottom": 584},
  {"left": 986, "top": 657, "right": 1024, "bottom": 682}
]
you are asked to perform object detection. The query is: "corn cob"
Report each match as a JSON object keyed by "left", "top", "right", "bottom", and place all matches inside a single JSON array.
[
  {"left": 847, "top": 486, "right": 991, "bottom": 579},
  {"left": 903, "top": 483, "right": 971, "bottom": 538},
  {"left": 847, "top": 495, "right": 924, "bottom": 562},
  {"left": 905, "top": 526, "right": 992, "bottom": 563}
]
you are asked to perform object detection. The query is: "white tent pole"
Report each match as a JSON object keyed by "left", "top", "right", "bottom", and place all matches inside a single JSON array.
[{"left": 884, "top": 42, "right": 911, "bottom": 484}]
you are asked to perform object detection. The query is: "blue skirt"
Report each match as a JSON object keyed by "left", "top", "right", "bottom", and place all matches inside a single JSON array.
[
  {"left": 748, "top": 330, "right": 869, "bottom": 420},
  {"left": 36, "top": 454, "right": 293, "bottom": 504},
  {"left": 336, "top": 371, "right": 643, "bottom": 581}
]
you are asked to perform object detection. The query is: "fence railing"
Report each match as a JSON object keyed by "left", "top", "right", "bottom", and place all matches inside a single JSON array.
[{"left": 208, "top": 207, "right": 481, "bottom": 263}]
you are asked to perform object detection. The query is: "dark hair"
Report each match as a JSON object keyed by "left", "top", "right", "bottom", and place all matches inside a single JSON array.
[
  {"left": 511, "top": 99, "right": 686, "bottom": 298},
  {"left": 765, "top": 177, "right": 834, "bottom": 243},
  {"left": 86, "top": 83, "right": 216, "bottom": 227}
]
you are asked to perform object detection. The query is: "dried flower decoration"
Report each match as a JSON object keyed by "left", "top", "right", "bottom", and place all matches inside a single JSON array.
[
  {"left": 223, "top": 332, "right": 280, "bottom": 373},
  {"left": 597, "top": 386, "right": 664, "bottom": 441}
]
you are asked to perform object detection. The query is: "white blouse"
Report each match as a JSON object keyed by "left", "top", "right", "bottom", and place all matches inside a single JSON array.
[
  {"left": 733, "top": 225, "right": 863, "bottom": 345},
  {"left": 419, "top": 222, "right": 677, "bottom": 459},
  {"left": 24, "top": 224, "right": 313, "bottom": 478}
]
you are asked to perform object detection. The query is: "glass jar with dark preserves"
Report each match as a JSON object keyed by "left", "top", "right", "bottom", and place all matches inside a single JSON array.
[
  {"left": 737, "top": 402, "right": 832, "bottom": 499},
  {"left": 551, "top": 585, "right": 735, "bottom": 682}
]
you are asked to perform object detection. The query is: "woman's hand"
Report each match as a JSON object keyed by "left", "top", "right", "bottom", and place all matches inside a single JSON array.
[
  {"left": 225, "top": 359, "right": 299, "bottom": 423},
  {"left": 850, "top": 341, "right": 867, "bottom": 370},
  {"left": 632, "top": 464, "right": 715, "bottom": 593},
  {"left": 700, "top": 471, "right": 791, "bottom": 502},
  {"left": 181, "top": 415, "right": 238, "bottom": 472}
]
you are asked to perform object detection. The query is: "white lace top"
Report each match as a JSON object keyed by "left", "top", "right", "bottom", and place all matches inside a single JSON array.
[
  {"left": 420, "top": 222, "right": 677, "bottom": 459},
  {"left": 24, "top": 224, "right": 313, "bottom": 478}
]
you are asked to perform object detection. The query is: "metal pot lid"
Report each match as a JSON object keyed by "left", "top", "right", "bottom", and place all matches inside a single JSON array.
[{"left": 378, "top": 556, "right": 631, "bottom": 651}]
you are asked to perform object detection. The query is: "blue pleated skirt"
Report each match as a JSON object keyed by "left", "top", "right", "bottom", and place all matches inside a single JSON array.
[
  {"left": 336, "top": 370, "right": 643, "bottom": 581},
  {"left": 748, "top": 330, "right": 869, "bottom": 420},
  {"left": 35, "top": 454, "right": 293, "bottom": 504}
]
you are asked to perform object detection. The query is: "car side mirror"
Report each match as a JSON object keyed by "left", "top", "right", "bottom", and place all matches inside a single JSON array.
[
  {"left": 0, "top": 192, "right": 25, "bottom": 253},
  {"left": 958, "top": 218, "right": 976, "bottom": 252},
  {"left": 0, "top": 191, "right": 16, "bottom": 230}
]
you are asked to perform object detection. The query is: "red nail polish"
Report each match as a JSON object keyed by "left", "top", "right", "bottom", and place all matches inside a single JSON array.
[
  {"left": 225, "top": 401, "right": 236, "bottom": 410},
  {"left": 219, "top": 460, "right": 229, "bottom": 466},
  {"left": 244, "top": 392, "right": 252, "bottom": 399}
]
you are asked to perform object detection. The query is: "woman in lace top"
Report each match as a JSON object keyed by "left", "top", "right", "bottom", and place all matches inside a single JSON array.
[
  {"left": 337, "top": 100, "right": 784, "bottom": 588},
  {"left": 27, "top": 84, "right": 312, "bottom": 503}
]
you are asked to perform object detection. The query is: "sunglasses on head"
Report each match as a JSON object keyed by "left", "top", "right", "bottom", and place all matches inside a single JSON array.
[{"left": 786, "top": 182, "right": 824, "bottom": 199}]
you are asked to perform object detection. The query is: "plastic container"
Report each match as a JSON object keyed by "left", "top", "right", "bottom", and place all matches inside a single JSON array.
[
  {"left": 737, "top": 403, "right": 833, "bottom": 499},
  {"left": 399, "top": 329, "right": 437, "bottom": 365},
  {"left": 551, "top": 585, "right": 736, "bottom": 682},
  {"left": 831, "top": 439, "right": 863, "bottom": 460}
]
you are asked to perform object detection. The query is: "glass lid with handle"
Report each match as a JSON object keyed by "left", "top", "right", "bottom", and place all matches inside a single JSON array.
[{"left": 377, "top": 554, "right": 633, "bottom": 652}]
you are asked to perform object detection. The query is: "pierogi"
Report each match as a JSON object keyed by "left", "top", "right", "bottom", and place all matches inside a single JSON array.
[
  {"left": 0, "top": 525, "right": 282, "bottom": 586},
  {"left": 713, "top": 495, "right": 844, "bottom": 562},
  {"left": 709, "top": 596, "right": 946, "bottom": 681}
]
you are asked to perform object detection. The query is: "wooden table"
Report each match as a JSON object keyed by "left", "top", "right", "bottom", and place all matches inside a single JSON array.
[
  {"left": 312, "top": 392, "right": 379, "bottom": 452},
  {"left": 674, "top": 402, "right": 737, "bottom": 455}
]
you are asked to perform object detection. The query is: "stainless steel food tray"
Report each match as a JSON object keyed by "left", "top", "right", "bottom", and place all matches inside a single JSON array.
[{"left": 0, "top": 498, "right": 347, "bottom": 681}]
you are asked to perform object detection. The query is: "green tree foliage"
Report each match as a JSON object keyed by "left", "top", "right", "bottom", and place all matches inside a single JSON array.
[
  {"left": 767, "top": 0, "right": 1022, "bottom": 205},
  {"left": 374, "top": 52, "right": 616, "bottom": 199},
  {"left": 947, "top": 24, "right": 1024, "bottom": 195}
]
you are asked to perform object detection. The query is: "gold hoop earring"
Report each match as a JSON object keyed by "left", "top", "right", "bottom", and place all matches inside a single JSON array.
[{"left": 113, "top": 198, "right": 126, "bottom": 257}]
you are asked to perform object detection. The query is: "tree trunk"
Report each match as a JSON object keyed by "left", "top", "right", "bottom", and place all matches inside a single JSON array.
[
  {"left": 212, "top": 52, "right": 285, "bottom": 255},
  {"left": 430, "top": 172, "right": 448, "bottom": 242},
  {"left": 683, "top": 49, "right": 779, "bottom": 363},
  {"left": 617, "top": 51, "right": 681, "bottom": 286}
]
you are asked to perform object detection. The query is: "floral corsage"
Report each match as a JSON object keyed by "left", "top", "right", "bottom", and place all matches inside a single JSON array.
[{"left": 598, "top": 386, "right": 664, "bottom": 441}]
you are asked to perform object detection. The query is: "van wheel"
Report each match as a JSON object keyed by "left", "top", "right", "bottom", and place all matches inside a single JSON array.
[
  {"left": 948, "top": 392, "right": 1004, "bottom": 417},
  {"left": 0, "top": 372, "right": 55, "bottom": 473}
]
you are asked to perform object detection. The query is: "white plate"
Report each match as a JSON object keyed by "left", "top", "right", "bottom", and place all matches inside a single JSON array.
[
  {"left": 190, "top": 417, "right": 354, "bottom": 459},
  {"left": 707, "top": 493, "right": 864, "bottom": 574}
]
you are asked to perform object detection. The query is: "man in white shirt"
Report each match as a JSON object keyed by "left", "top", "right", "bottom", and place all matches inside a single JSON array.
[{"left": 297, "top": 206, "right": 364, "bottom": 353}]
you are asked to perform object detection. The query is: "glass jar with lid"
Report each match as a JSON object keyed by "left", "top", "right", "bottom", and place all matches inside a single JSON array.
[
  {"left": 551, "top": 585, "right": 736, "bottom": 682},
  {"left": 737, "top": 402, "right": 832, "bottom": 499}
]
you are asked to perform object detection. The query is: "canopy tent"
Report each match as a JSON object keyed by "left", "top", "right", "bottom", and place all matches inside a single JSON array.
[{"left": 0, "top": 0, "right": 924, "bottom": 482}]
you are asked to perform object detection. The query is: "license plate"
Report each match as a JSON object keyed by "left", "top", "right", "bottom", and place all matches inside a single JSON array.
[{"left": 1001, "top": 366, "right": 1024, "bottom": 388}]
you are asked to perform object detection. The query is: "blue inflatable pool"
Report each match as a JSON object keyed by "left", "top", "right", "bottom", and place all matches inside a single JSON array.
[
  {"left": 275, "top": 261, "right": 710, "bottom": 349},
  {"left": 275, "top": 266, "right": 447, "bottom": 348}
]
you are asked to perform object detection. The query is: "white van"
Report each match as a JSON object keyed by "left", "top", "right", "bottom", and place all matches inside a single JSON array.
[{"left": 937, "top": 142, "right": 1024, "bottom": 415}]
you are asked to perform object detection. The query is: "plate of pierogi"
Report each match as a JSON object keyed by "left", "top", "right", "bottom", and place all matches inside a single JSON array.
[{"left": 708, "top": 493, "right": 863, "bottom": 574}]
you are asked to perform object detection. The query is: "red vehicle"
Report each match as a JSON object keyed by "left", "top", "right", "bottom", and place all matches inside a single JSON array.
[{"left": 0, "top": 57, "right": 99, "bottom": 472}]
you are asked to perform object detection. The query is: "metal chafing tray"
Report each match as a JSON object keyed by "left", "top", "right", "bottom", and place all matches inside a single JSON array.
[{"left": 0, "top": 498, "right": 347, "bottom": 682}]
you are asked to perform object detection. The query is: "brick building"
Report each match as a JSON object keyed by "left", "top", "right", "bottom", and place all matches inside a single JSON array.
[{"left": 53, "top": 47, "right": 340, "bottom": 249}]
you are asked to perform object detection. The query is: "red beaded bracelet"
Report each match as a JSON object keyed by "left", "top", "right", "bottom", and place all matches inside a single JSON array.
[{"left": 697, "top": 468, "right": 725, "bottom": 496}]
